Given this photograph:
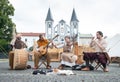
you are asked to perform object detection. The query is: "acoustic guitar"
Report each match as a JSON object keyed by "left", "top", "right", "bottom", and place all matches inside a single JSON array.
[{"left": 38, "top": 34, "right": 59, "bottom": 55}]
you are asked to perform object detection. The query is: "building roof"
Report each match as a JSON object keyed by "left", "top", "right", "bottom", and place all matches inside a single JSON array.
[
  {"left": 79, "top": 33, "right": 93, "bottom": 38},
  {"left": 59, "top": 19, "right": 66, "bottom": 23},
  {"left": 45, "top": 8, "right": 54, "bottom": 21},
  {"left": 70, "top": 8, "right": 79, "bottom": 22},
  {"left": 19, "top": 32, "right": 45, "bottom": 37}
]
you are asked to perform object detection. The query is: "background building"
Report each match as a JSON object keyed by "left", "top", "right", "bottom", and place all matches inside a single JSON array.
[
  {"left": 20, "top": 32, "right": 45, "bottom": 48},
  {"left": 19, "top": 8, "right": 93, "bottom": 48},
  {"left": 45, "top": 8, "right": 79, "bottom": 44},
  {"left": 78, "top": 33, "right": 93, "bottom": 46}
]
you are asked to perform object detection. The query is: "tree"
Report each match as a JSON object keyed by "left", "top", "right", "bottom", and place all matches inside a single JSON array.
[{"left": 0, "top": 0, "right": 15, "bottom": 54}]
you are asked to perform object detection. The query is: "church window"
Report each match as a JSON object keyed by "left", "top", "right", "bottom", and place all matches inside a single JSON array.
[
  {"left": 48, "top": 24, "right": 51, "bottom": 28},
  {"left": 61, "top": 23, "right": 64, "bottom": 26},
  {"left": 55, "top": 31, "right": 57, "bottom": 33},
  {"left": 25, "top": 38, "right": 27, "bottom": 42},
  {"left": 61, "top": 27, "right": 64, "bottom": 33},
  {"left": 73, "top": 22, "right": 77, "bottom": 28},
  {"left": 48, "top": 28, "right": 51, "bottom": 34},
  {"left": 61, "top": 38, "right": 64, "bottom": 41},
  {"left": 74, "top": 29, "right": 77, "bottom": 34}
]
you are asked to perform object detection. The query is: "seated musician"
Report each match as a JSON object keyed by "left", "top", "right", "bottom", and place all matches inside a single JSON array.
[
  {"left": 83, "top": 31, "right": 109, "bottom": 72},
  {"left": 34, "top": 34, "right": 56, "bottom": 69},
  {"left": 9, "top": 34, "right": 27, "bottom": 69},
  {"left": 58, "top": 36, "right": 78, "bottom": 69}
]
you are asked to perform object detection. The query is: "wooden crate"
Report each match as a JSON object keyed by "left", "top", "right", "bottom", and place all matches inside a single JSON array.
[
  {"left": 48, "top": 47, "right": 63, "bottom": 62},
  {"left": 73, "top": 45, "right": 95, "bottom": 64}
]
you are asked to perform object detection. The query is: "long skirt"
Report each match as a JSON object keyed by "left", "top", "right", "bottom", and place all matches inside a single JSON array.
[{"left": 61, "top": 52, "right": 77, "bottom": 67}]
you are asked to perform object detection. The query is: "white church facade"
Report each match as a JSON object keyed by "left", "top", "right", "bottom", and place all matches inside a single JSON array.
[{"left": 45, "top": 8, "right": 79, "bottom": 44}]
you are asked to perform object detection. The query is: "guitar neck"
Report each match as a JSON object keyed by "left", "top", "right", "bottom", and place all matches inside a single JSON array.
[{"left": 44, "top": 34, "right": 59, "bottom": 48}]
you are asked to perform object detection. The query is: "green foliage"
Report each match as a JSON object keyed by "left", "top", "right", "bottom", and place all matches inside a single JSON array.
[
  {"left": 0, "top": 39, "right": 9, "bottom": 52},
  {"left": 0, "top": 0, "right": 15, "bottom": 53}
]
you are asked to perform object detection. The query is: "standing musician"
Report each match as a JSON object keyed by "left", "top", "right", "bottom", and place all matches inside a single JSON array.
[
  {"left": 83, "top": 31, "right": 109, "bottom": 72},
  {"left": 34, "top": 34, "right": 56, "bottom": 69},
  {"left": 58, "top": 36, "right": 78, "bottom": 69},
  {"left": 9, "top": 34, "right": 27, "bottom": 69}
]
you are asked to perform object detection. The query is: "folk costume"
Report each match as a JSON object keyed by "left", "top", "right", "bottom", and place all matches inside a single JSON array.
[
  {"left": 9, "top": 36, "right": 27, "bottom": 69},
  {"left": 34, "top": 36, "right": 51, "bottom": 69},
  {"left": 83, "top": 31, "right": 109, "bottom": 72},
  {"left": 58, "top": 36, "right": 77, "bottom": 69}
]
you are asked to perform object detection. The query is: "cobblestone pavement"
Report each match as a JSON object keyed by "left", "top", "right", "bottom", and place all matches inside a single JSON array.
[{"left": 0, "top": 60, "right": 120, "bottom": 82}]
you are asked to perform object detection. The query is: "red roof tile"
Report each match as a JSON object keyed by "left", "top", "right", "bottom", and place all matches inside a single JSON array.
[{"left": 19, "top": 32, "right": 45, "bottom": 37}]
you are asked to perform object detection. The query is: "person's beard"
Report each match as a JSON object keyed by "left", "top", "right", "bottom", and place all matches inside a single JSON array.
[
  {"left": 97, "top": 37, "right": 100, "bottom": 39},
  {"left": 40, "top": 37, "right": 44, "bottom": 40}
]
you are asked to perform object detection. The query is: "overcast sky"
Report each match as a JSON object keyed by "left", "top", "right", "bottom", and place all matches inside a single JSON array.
[{"left": 9, "top": 0, "right": 120, "bottom": 37}]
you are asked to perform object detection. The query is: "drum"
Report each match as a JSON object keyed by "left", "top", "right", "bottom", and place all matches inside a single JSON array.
[{"left": 13, "top": 49, "right": 28, "bottom": 69}]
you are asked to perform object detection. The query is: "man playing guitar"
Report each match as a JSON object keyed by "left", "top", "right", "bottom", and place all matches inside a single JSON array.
[{"left": 34, "top": 34, "right": 58, "bottom": 69}]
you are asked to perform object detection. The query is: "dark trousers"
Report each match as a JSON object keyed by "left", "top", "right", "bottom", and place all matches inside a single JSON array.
[{"left": 83, "top": 52, "right": 107, "bottom": 68}]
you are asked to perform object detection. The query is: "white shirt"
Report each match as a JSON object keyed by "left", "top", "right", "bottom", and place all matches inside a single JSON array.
[{"left": 90, "top": 38, "right": 107, "bottom": 52}]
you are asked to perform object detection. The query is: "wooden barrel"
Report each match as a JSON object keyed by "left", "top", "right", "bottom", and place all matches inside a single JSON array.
[{"left": 13, "top": 49, "right": 28, "bottom": 69}]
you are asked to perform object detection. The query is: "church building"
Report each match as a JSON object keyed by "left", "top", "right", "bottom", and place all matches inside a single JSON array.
[{"left": 45, "top": 8, "right": 79, "bottom": 44}]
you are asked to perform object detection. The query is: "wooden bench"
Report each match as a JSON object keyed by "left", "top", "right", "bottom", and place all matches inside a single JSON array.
[{"left": 111, "top": 56, "right": 120, "bottom": 66}]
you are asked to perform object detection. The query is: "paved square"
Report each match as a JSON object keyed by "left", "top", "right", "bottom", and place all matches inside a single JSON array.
[{"left": 0, "top": 60, "right": 120, "bottom": 82}]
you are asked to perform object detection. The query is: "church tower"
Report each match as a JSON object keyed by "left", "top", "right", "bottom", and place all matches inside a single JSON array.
[
  {"left": 45, "top": 8, "right": 54, "bottom": 39},
  {"left": 70, "top": 8, "right": 79, "bottom": 40}
]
